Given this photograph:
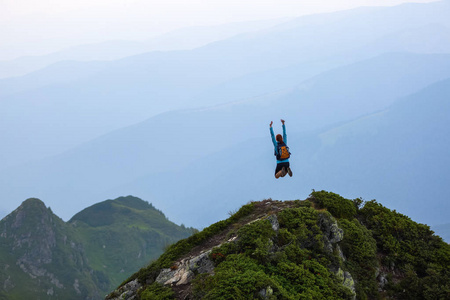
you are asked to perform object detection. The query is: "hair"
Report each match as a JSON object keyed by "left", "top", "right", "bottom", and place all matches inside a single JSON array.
[{"left": 276, "top": 134, "right": 283, "bottom": 142}]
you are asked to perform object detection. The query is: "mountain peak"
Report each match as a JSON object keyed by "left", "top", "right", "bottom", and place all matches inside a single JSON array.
[
  {"left": 114, "top": 195, "right": 158, "bottom": 211},
  {"left": 20, "top": 197, "right": 46, "bottom": 209},
  {"left": 107, "top": 191, "right": 450, "bottom": 300},
  {"left": 69, "top": 195, "right": 165, "bottom": 227},
  {"left": 2, "top": 198, "right": 55, "bottom": 229}
]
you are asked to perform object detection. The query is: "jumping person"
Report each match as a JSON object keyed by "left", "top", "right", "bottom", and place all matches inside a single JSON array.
[{"left": 270, "top": 119, "right": 293, "bottom": 179}]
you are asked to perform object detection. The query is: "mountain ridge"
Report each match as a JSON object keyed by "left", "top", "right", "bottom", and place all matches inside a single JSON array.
[{"left": 0, "top": 196, "right": 194, "bottom": 300}]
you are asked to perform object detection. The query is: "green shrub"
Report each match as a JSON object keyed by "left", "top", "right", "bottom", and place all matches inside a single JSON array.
[
  {"left": 140, "top": 282, "right": 175, "bottom": 300},
  {"left": 278, "top": 207, "right": 319, "bottom": 230},
  {"left": 192, "top": 254, "right": 276, "bottom": 300},
  {"left": 311, "top": 191, "right": 357, "bottom": 219},
  {"left": 237, "top": 220, "right": 275, "bottom": 255},
  {"left": 360, "top": 200, "right": 450, "bottom": 299},
  {"left": 339, "top": 219, "right": 378, "bottom": 297}
]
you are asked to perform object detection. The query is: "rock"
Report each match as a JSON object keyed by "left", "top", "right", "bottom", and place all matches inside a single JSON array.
[
  {"left": 324, "top": 239, "right": 333, "bottom": 253},
  {"left": 343, "top": 271, "right": 356, "bottom": 300},
  {"left": 177, "top": 269, "right": 195, "bottom": 285},
  {"left": 335, "top": 268, "right": 356, "bottom": 299},
  {"left": 3, "top": 275, "right": 14, "bottom": 291},
  {"left": 155, "top": 250, "right": 215, "bottom": 287},
  {"left": 188, "top": 251, "right": 214, "bottom": 274},
  {"left": 108, "top": 279, "right": 141, "bottom": 300},
  {"left": 73, "top": 279, "right": 81, "bottom": 295},
  {"left": 336, "top": 267, "right": 345, "bottom": 282},
  {"left": 336, "top": 245, "right": 346, "bottom": 261},
  {"left": 227, "top": 236, "right": 237, "bottom": 242},
  {"left": 155, "top": 268, "right": 177, "bottom": 285},
  {"left": 329, "top": 222, "right": 344, "bottom": 244},
  {"left": 258, "top": 286, "right": 273, "bottom": 299},
  {"left": 377, "top": 272, "right": 388, "bottom": 290},
  {"left": 319, "top": 214, "right": 344, "bottom": 254},
  {"left": 267, "top": 215, "right": 280, "bottom": 232}
]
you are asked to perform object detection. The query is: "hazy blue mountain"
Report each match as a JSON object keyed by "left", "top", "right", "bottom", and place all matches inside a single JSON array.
[
  {"left": 299, "top": 77, "right": 450, "bottom": 226},
  {"left": 0, "top": 18, "right": 288, "bottom": 79},
  {"left": 2, "top": 51, "right": 450, "bottom": 170},
  {"left": 0, "top": 60, "right": 110, "bottom": 98},
  {"left": 1, "top": 52, "right": 450, "bottom": 226},
  {"left": 0, "top": 196, "right": 194, "bottom": 300},
  {"left": 1, "top": 1, "right": 450, "bottom": 171},
  {"left": 122, "top": 77, "right": 450, "bottom": 229},
  {"left": 357, "top": 23, "right": 450, "bottom": 56}
]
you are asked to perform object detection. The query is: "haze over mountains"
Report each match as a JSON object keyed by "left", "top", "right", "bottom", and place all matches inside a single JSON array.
[
  {"left": 2, "top": 1, "right": 450, "bottom": 167},
  {"left": 1, "top": 1, "right": 450, "bottom": 235},
  {"left": 0, "top": 18, "right": 288, "bottom": 79}
]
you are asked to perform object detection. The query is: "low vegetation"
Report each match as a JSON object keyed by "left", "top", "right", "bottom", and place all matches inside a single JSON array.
[{"left": 111, "top": 191, "right": 450, "bottom": 299}]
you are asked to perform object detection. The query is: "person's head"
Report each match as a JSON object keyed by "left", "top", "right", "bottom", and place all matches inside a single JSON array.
[{"left": 276, "top": 134, "right": 283, "bottom": 143}]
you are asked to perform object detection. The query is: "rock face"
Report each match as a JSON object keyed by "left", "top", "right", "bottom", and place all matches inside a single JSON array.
[
  {"left": 258, "top": 286, "right": 274, "bottom": 299},
  {"left": 156, "top": 250, "right": 215, "bottom": 286},
  {"left": 335, "top": 268, "right": 356, "bottom": 299},
  {"left": 267, "top": 214, "right": 280, "bottom": 232},
  {"left": 320, "top": 213, "right": 344, "bottom": 253},
  {"left": 0, "top": 198, "right": 102, "bottom": 300},
  {"left": 107, "top": 279, "right": 141, "bottom": 300}
]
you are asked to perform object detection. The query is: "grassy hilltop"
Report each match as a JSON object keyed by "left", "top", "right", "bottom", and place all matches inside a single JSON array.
[{"left": 108, "top": 191, "right": 450, "bottom": 300}]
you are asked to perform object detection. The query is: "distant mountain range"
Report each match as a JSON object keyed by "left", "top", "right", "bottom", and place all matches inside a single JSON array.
[
  {"left": 2, "top": 52, "right": 450, "bottom": 232},
  {"left": 1, "top": 0, "right": 449, "bottom": 242},
  {"left": 1, "top": 1, "right": 450, "bottom": 169},
  {"left": 0, "top": 18, "right": 289, "bottom": 79},
  {"left": 107, "top": 76, "right": 450, "bottom": 231},
  {"left": 0, "top": 196, "right": 194, "bottom": 299}
]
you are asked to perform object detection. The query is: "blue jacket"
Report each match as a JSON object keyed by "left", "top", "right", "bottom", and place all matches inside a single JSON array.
[{"left": 270, "top": 124, "right": 289, "bottom": 164}]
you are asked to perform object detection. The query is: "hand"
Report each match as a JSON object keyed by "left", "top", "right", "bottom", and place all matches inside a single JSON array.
[
  {"left": 281, "top": 119, "right": 285, "bottom": 124},
  {"left": 270, "top": 121, "right": 273, "bottom": 127}
]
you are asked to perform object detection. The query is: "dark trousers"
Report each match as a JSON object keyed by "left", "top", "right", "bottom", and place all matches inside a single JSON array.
[{"left": 275, "top": 162, "right": 290, "bottom": 176}]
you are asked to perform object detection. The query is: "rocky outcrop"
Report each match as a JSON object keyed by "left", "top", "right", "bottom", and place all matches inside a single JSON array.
[
  {"left": 267, "top": 214, "right": 280, "bottom": 232},
  {"left": 335, "top": 268, "right": 356, "bottom": 299},
  {"left": 258, "top": 286, "right": 274, "bottom": 299},
  {"left": 320, "top": 214, "right": 344, "bottom": 253},
  {"left": 107, "top": 279, "right": 141, "bottom": 300},
  {"left": 156, "top": 250, "right": 215, "bottom": 286}
]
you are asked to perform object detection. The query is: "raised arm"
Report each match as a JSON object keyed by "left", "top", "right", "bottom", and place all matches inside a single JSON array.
[
  {"left": 281, "top": 119, "right": 287, "bottom": 144},
  {"left": 270, "top": 121, "right": 277, "bottom": 147}
]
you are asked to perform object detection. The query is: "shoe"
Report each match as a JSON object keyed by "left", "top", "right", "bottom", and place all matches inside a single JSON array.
[
  {"left": 275, "top": 169, "right": 283, "bottom": 179},
  {"left": 281, "top": 167, "right": 287, "bottom": 177},
  {"left": 287, "top": 167, "right": 293, "bottom": 177}
]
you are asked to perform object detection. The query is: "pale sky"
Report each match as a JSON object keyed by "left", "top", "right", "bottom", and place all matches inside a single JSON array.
[{"left": 0, "top": 0, "right": 437, "bottom": 60}]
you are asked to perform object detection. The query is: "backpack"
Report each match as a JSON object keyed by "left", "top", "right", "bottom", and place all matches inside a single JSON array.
[{"left": 276, "top": 142, "right": 291, "bottom": 160}]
